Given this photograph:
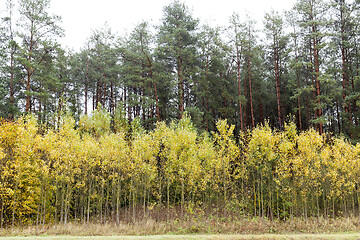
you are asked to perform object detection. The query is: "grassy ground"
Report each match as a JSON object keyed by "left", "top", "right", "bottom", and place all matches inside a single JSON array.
[
  {"left": 1, "top": 217, "right": 360, "bottom": 239},
  {"left": 1, "top": 233, "right": 360, "bottom": 240}
]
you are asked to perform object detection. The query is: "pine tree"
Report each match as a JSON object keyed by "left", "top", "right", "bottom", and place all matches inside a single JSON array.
[
  {"left": 229, "top": 13, "right": 246, "bottom": 131},
  {"left": 119, "top": 22, "right": 159, "bottom": 126},
  {"left": 0, "top": 0, "right": 21, "bottom": 119},
  {"left": 294, "top": 0, "right": 329, "bottom": 134},
  {"left": 156, "top": 0, "right": 199, "bottom": 119},
  {"left": 197, "top": 24, "right": 232, "bottom": 130},
  {"left": 17, "top": 0, "right": 63, "bottom": 113},
  {"left": 330, "top": 0, "right": 360, "bottom": 136},
  {"left": 264, "top": 10, "right": 289, "bottom": 130}
]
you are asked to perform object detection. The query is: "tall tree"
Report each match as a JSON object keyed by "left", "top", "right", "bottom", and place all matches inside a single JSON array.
[
  {"left": 294, "top": 0, "right": 329, "bottom": 134},
  {"left": 0, "top": 0, "right": 21, "bottom": 119},
  {"left": 5, "top": 0, "right": 16, "bottom": 118},
  {"left": 0, "top": 17, "right": 8, "bottom": 118},
  {"left": 85, "top": 25, "right": 119, "bottom": 113},
  {"left": 119, "top": 22, "right": 160, "bottom": 125},
  {"left": 264, "top": 11, "right": 288, "bottom": 130},
  {"left": 330, "top": 0, "right": 360, "bottom": 136},
  {"left": 245, "top": 17, "right": 257, "bottom": 128},
  {"left": 156, "top": 0, "right": 199, "bottom": 119},
  {"left": 286, "top": 9, "right": 304, "bottom": 130},
  {"left": 229, "top": 13, "right": 246, "bottom": 132},
  {"left": 70, "top": 48, "right": 91, "bottom": 115},
  {"left": 17, "top": 0, "right": 63, "bottom": 112}
]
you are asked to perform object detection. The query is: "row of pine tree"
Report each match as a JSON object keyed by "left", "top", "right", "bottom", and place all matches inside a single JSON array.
[{"left": 1, "top": 0, "right": 360, "bottom": 137}]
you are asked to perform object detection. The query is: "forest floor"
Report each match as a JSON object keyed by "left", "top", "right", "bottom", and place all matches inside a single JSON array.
[{"left": 1, "top": 233, "right": 360, "bottom": 240}]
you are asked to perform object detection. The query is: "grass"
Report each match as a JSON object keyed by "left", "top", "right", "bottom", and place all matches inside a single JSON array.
[
  {"left": 1, "top": 217, "right": 360, "bottom": 239},
  {"left": 1, "top": 233, "right": 360, "bottom": 240}
]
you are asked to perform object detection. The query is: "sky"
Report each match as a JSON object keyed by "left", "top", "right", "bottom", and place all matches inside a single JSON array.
[{"left": 1, "top": 0, "right": 297, "bottom": 51}]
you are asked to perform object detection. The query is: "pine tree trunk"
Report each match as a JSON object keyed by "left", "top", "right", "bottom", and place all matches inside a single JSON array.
[
  {"left": 340, "top": 0, "right": 353, "bottom": 131},
  {"left": 236, "top": 45, "right": 244, "bottom": 131},
  {"left": 26, "top": 71, "right": 32, "bottom": 112},
  {"left": 293, "top": 27, "right": 302, "bottom": 130},
  {"left": 10, "top": 46, "right": 15, "bottom": 115},
  {"left": 9, "top": 6, "right": 15, "bottom": 119},
  {"left": 248, "top": 41, "right": 255, "bottom": 128},
  {"left": 247, "top": 25, "right": 255, "bottom": 128},
  {"left": 178, "top": 54, "right": 184, "bottom": 119},
  {"left": 204, "top": 56, "right": 210, "bottom": 130},
  {"left": 355, "top": 44, "right": 360, "bottom": 126},
  {"left": 274, "top": 35, "right": 282, "bottom": 129},
  {"left": 140, "top": 34, "right": 160, "bottom": 121},
  {"left": 296, "top": 70, "right": 302, "bottom": 131},
  {"left": 25, "top": 28, "right": 34, "bottom": 112},
  {"left": 244, "top": 67, "right": 248, "bottom": 128},
  {"left": 259, "top": 100, "right": 264, "bottom": 125},
  {"left": 92, "top": 89, "right": 95, "bottom": 111},
  {"left": 85, "top": 54, "right": 89, "bottom": 115},
  {"left": 102, "top": 78, "right": 106, "bottom": 107},
  {"left": 351, "top": 76, "right": 358, "bottom": 126},
  {"left": 311, "top": 4, "right": 323, "bottom": 134}
]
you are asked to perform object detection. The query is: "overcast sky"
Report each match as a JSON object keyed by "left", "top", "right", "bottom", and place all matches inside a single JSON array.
[{"left": 1, "top": 0, "right": 297, "bottom": 50}]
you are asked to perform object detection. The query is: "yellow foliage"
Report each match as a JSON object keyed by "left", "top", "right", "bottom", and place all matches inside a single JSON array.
[{"left": 2, "top": 113, "right": 360, "bottom": 225}]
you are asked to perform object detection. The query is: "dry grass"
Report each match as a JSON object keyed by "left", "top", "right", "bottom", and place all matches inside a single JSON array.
[
  {"left": 1, "top": 233, "right": 360, "bottom": 240},
  {"left": 1, "top": 216, "right": 360, "bottom": 237}
]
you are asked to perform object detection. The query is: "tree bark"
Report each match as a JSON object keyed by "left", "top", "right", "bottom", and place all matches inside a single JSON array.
[
  {"left": 274, "top": 33, "right": 282, "bottom": 130},
  {"left": 25, "top": 21, "right": 34, "bottom": 112},
  {"left": 236, "top": 43, "right": 244, "bottom": 131},
  {"left": 248, "top": 26, "right": 255, "bottom": 128},
  {"left": 259, "top": 99, "right": 264, "bottom": 125},
  {"left": 178, "top": 53, "right": 184, "bottom": 119},
  {"left": 293, "top": 29, "right": 302, "bottom": 130},
  {"left": 10, "top": 44, "right": 15, "bottom": 107},
  {"left": 310, "top": 1, "right": 323, "bottom": 134},
  {"left": 339, "top": 0, "right": 353, "bottom": 123},
  {"left": 139, "top": 32, "right": 160, "bottom": 121},
  {"left": 85, "top": 54, "right": 89, "bottom": 115}
]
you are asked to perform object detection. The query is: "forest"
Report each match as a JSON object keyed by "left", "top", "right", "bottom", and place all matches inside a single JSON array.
[
  {"left": 0, "top": 0, "right": 360, "bottom": 136},
  {"left": 1, "top": 0, "right": 360, "bottom": 230}
]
